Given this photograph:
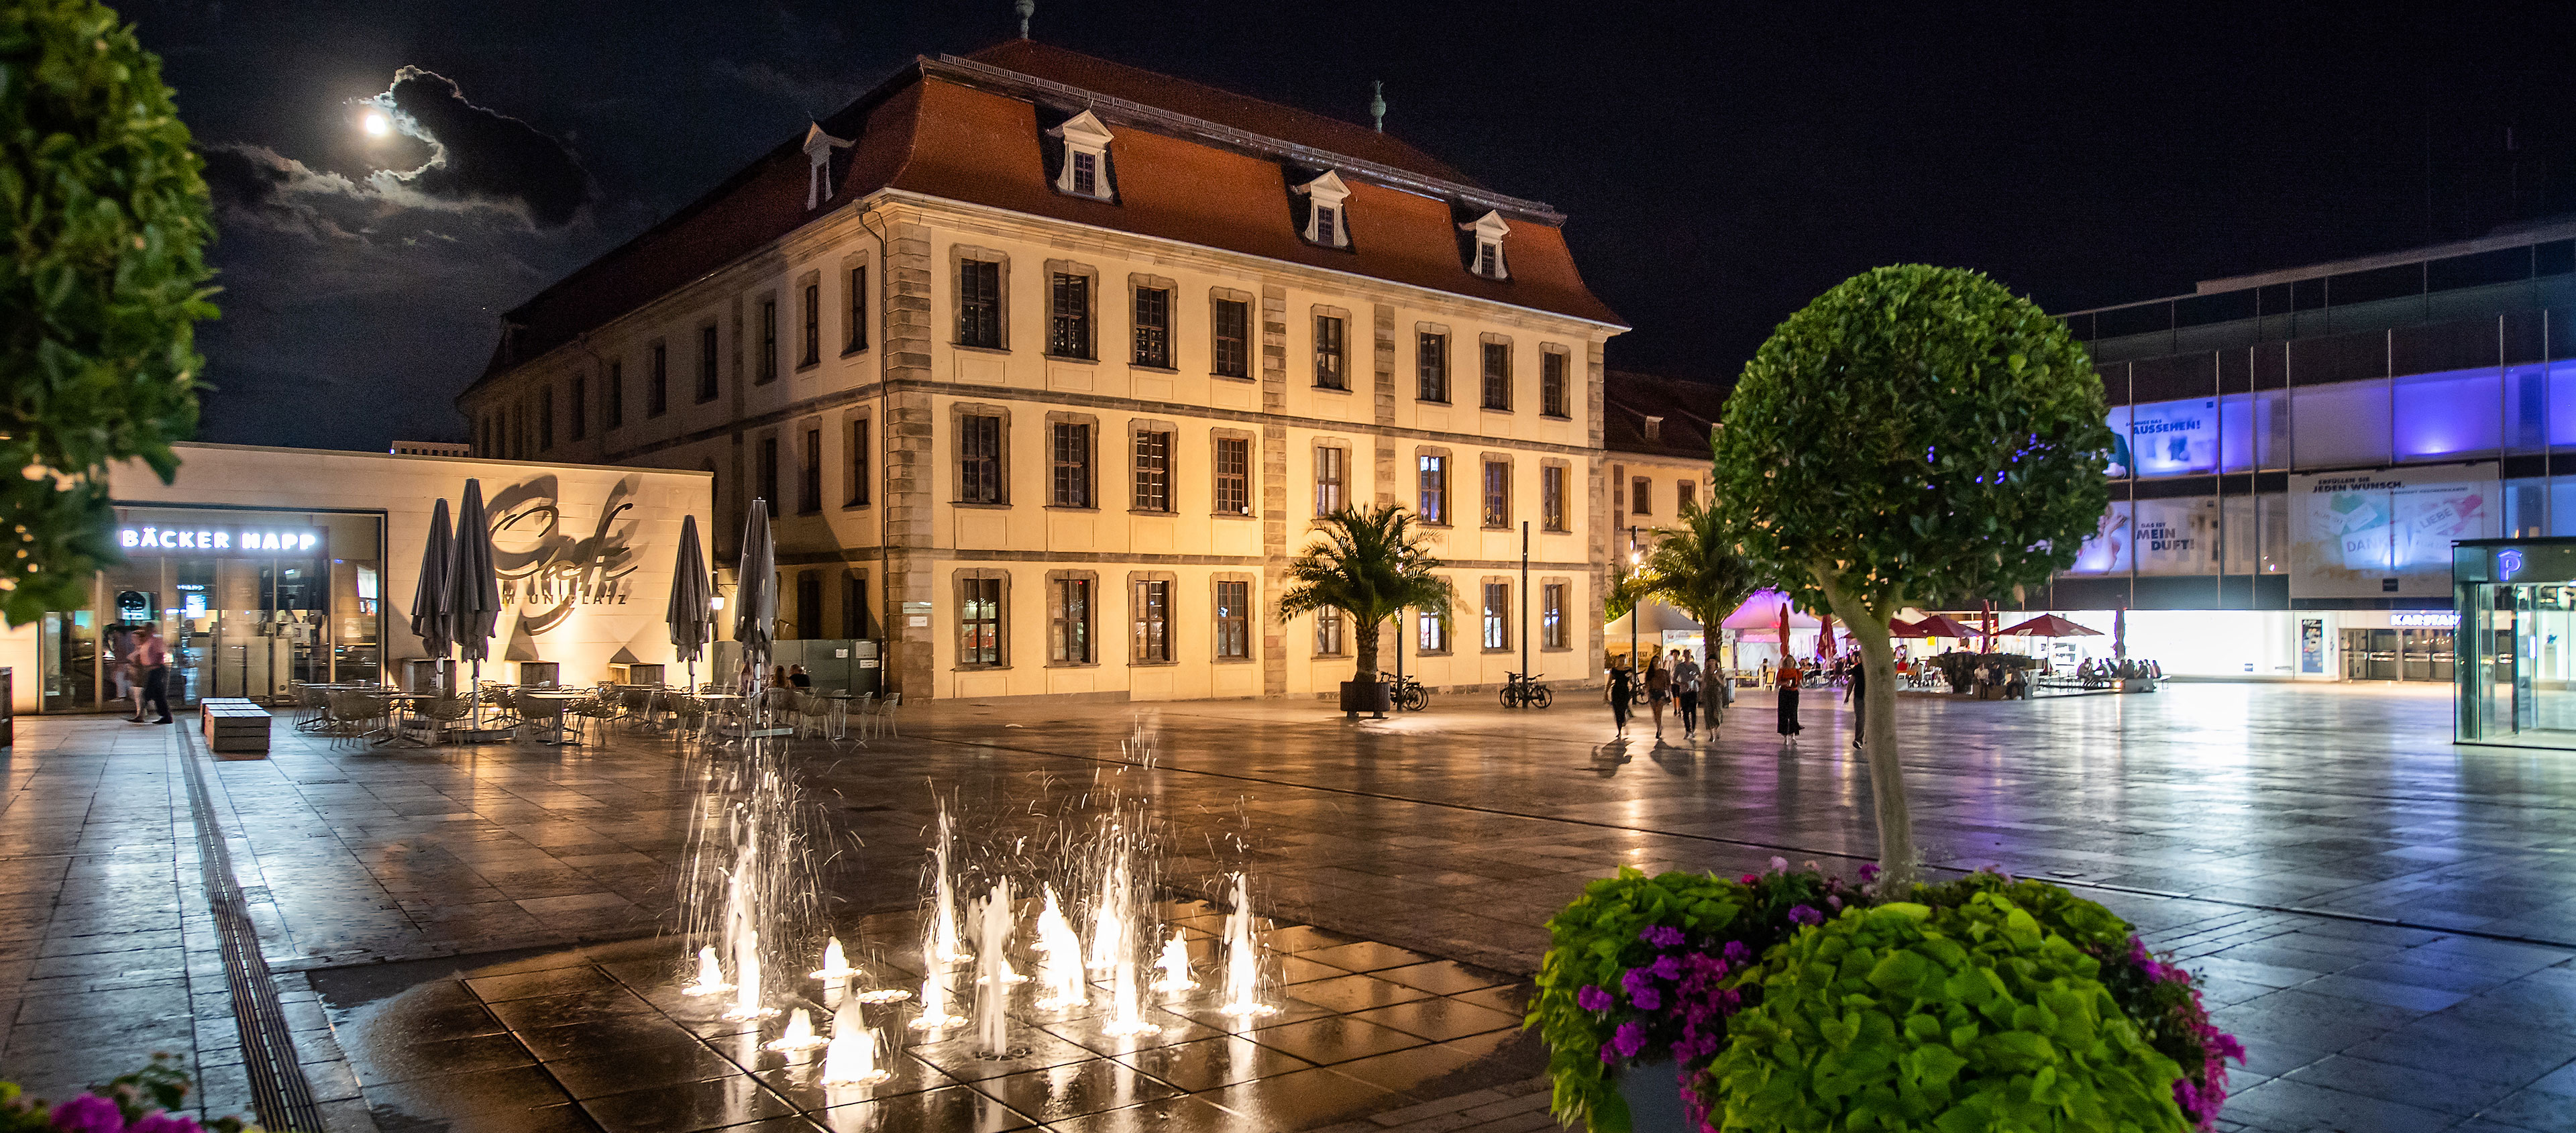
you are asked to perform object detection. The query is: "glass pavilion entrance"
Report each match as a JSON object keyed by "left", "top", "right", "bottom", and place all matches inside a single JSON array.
[{"left": 2457, "top": 537, "right": 2576, "bottom": 747}]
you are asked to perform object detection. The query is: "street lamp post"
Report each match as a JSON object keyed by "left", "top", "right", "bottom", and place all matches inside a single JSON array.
[
  {"left": 1627, "top": 524, "right": 1641, "bottom": 673},
  {"left": 1519, "top": 521, "right": 1530, "bottom": 695}
]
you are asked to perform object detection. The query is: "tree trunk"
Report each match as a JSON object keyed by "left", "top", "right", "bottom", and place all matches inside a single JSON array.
[
  {"left": 1820, "top": 581, "right": 1917, "bottom": 891},
  {"left": 1352, "top": 614, "right": 1381, "bottom": 684}
]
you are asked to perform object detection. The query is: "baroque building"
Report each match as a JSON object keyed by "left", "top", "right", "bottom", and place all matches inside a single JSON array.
[{"left": 460, "top": 41, "right": 1627, "bottom": 702}]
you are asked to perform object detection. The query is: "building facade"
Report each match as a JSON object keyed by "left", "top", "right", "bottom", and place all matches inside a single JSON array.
[
  {"left": 2033, "top": 220, "right": 2576, "bottom": 680},
  {"left": 460, "top": 43, "right": 1627, "bottom": 702}
]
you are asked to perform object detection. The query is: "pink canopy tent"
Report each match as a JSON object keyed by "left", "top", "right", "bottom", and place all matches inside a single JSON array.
[{"left": 1721, "top": 589, "right": 1821, "bottom": 643}]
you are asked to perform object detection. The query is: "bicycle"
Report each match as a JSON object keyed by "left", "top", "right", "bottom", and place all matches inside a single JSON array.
[
  {"left": 1390, "top": 674, "right": 1430, "bottom": 712},
  {"left": 1500, "top": 671, "right": 1553, "bottom": 710}
]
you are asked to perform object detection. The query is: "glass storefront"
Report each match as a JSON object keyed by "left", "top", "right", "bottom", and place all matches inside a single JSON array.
[
  {"left": 38, "top": 506, "right": 384, "bottom": 712},
  {"left": 2457, "top": 537, "right": 2576, "bottom": 747}
]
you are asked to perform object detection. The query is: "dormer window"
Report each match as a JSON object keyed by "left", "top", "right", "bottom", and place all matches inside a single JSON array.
[
  {"left": 1047, "top": 110, "right": 1116, "bottom": 201},
  {"left": 1294, "top": 170, "right": 1352, "bottom": 249},
  {"left": 802, "top": 123, "right": 853, "bottom": 211},
  {"left": 1460, "top": 209, "right": 1511, "bottom": 280}
]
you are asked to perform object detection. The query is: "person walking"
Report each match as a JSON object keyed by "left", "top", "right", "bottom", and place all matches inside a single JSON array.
[
  {"left": 1775, "top": 656, "right": 1803, "bottom": 744},
  {"left": 131, "top": 625, "right": 172, "bottom": 725},
  {"left": 1846, "top": 659, "right": 1868, "bottom": 750},
  {"left": 1758, "top": 657, "right": 1772, "bottom": 688},
  {"left": 1607, "top": 661, "right": 1635, "bottom": 737},
  {"left": 1644, "top": 653, "right": 1672, "bottom": 738},
  {"left": 1672, "top": 649, "right": 1703, "bottom": 739},
  {"left": 106, "top": 624, "right": 138, "bottom": 721}
]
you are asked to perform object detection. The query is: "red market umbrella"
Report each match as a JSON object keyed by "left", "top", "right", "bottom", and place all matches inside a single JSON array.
[
  {"left": 1907, "top": 613, "right": 1983, "bottom": 641},
  {"left": 1996, "top": 614, "right": 2102, "bottom": 638},
  {"left": 1818, "top": 615, "right": 1837, "bottom": 659},
  {"left": 1981, "top": 600, "right": 1996, "bottom": 646},
  {"left": 1776, "top": 600, "right": 1790, "bottom": 659}
]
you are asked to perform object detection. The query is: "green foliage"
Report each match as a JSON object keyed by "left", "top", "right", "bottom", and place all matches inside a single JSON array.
[
  {"left": 1711, "top": 264, "right": 2114, "bottom": 624},
  {"left": 1605, "top": 560, "right": 1640, "bottom": 625},
  {"left": 0, "top": 0, "right": 216, "bottom": 626},
  {"left": 1640, "top": 498, "right": 1764, "bottom": 635},
  {"left": 1706, "top": 894, "right": 2188, "bottom": 1132},
  {"left": 1278, "top": 504, "right": 1452, "bottom": 682},
  {"left": 1532, "top": 868, "right": 1748, "bottom": 1133}
]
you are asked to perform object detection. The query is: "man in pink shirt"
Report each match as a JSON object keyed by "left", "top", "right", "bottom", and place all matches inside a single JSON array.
[{"left": 130, "top": 625, "right": 172, "bottom": 724}]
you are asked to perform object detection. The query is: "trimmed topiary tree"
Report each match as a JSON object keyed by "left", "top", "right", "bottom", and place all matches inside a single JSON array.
[
  {"left": 1711, "top": 266, "right": 2114, "bottom": 887},
  {"left": 0, "top": 0, "right": 217, "bottom": 626}
]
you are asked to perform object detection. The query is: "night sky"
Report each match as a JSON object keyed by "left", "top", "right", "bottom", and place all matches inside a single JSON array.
[{"left": 131, "top": 1, "right": 2576, "bottom": 453}]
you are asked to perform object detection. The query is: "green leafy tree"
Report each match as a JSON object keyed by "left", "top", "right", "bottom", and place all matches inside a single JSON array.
[
  {"left": 1711, "top": 266, "right": 2113, "bottom": 887},
  {"left": 1277, "top": 503, "right": 1453, "bottom": 685},
  {"left": 1, "top": 0, "right": 217, "bottom": 626},
  {"left": 1603, "top": 559, "right": 1642, "bottom": 625},
  {"left": 1639, "top": 498, "right": 1763, "bottom": 647}
]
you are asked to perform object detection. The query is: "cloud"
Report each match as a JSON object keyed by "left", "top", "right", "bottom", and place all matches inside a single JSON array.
[
  {"left": 367, "top": 66, "right": 593, "bottom": 227},
  {"left": 199, "top": 143, "right": 362, "bottom": 239},
  {"left": 712, "top": 58, "right": 860, "bottom": 117}
]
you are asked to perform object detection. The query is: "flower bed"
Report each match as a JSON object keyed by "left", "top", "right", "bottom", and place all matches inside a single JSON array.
[
  {"left": 1, "top": 1055, "right": 255, "bottom": 1133},
  {"left": 1530, "top": 863, "right": 2241, "bottom": 1132}
]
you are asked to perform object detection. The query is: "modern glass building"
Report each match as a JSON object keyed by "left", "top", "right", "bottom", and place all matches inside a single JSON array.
[{"left": 2025, "top": 219, "right": 2576, "bottom": 681}]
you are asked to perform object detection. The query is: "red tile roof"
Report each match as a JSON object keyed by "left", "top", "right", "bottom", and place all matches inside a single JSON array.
[{"left": 476, "top": 43, "right": 1621, "bottom": 388}]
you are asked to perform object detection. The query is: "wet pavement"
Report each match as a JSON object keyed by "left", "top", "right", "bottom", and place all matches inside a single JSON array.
[{"left": 6, "top": 681, "right": 2576, "bottom": 1130}]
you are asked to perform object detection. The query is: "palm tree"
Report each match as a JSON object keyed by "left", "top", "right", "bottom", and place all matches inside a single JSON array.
[
  {"left": 1278, "top": 504, "right": 1454, "bottom": 687},
  {"left": 1638, "top": 498, "right": 1762, "bottom": 644}
]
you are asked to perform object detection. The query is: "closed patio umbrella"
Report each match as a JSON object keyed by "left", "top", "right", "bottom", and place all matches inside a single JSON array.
[
  {"left": 734, "top": 500, "right": 777, "bottom": 694},
  {"left": 448, "top": 478, "right": 502, "bottom": 721},
  {"left": 2114, "top": 607, "right": 2127, "bottom": 660},
  {"left": 667, "top": 514, "right": 712, "bottom": 692},
  {"left": 410, "top": 498, "right": 455, "bottom": 688}
]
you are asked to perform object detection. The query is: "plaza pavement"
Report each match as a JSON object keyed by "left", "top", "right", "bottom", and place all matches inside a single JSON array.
[{"left": 4, "top": 680, "right": 2576, "bottom": 1130}]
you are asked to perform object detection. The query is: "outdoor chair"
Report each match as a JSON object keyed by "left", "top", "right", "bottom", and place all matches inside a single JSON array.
[
  {"left": 791, "top": 692, "right": 836, "bottom": 742},
  {"left": 664, "top": 694, "right": 710, "bottom": 747},
  {"left": 403, "top": 694, "right": 474, "bottom": 745},
  {"left": 863, "top": 692, "right": 900, "bottom": 739},
  {"left": 325, "top": 690, "right": 391, "bottom": 749},
  {"left": 515, "top": 690, "right": 574, "bottom": 746},
  {"left": 294, "top": 684, "right": 331, "bottom": 733},
  {"left": 572, "top": 694, "right": 621, "bottom": 742}
]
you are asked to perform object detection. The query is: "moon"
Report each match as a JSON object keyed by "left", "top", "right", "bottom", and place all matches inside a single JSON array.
[{"left": 361, "top": 109, "right": 390, "bottom": 137}]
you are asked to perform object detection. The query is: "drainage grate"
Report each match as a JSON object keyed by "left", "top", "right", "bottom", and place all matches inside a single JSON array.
[{"left": 176, "top": 726, "right": 327, "bottom": 1132}]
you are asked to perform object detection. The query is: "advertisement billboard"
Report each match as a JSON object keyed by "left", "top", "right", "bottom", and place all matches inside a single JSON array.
[{"left": 2290, "top": 464, "right": 2497, "bottom": 598}]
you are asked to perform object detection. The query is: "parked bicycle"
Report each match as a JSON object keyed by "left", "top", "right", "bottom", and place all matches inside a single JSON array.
[
  {"left": 1500, "top": 671, "right": 1553, "bottom": 709},
  {"left": 1391, "top": 674, "right": 1430, "bottom": 712}
]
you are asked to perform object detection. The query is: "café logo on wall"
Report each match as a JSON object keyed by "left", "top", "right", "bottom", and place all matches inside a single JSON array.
[
  {"left": 118, "top": 524, "right": 323, "bottom": 555},
  {"left": 488, "top": 474, "right": 643, "bottom": 635}
]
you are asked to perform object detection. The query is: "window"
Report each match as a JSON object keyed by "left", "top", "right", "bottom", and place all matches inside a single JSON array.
[
  {"left": 1483, "top": 583, "right": 1509, "bottom": 651},
  {"left": 1542, "top": 352, "right": 1569, "bottom": 417},
  {"left": 1314, "top": 606, "right": 1344, "bottom": 655},
  {"left": 797, "top": 572, "right": 823, "bottom": 640},
  {"left": 606, "top": 362, "right": 624, "bottom": 429},
  {"left": 958, "top": 259, "right": 1002, "bottom": 349},
  {"left": 1051, "top": 422, "right": 1093, "bottom": 507},
  {"left": 799, "top": 429, "right": 821, "bottom": 514},
  {"left": 1482, "top": 460, "right": 1509, "bottom": 528},
  {"left": 1297, "top": 170, "right": 1350, "bottom": 248},
  {"left": 1132, "top": 579, "right": 1171, "bottom": 662},
  {"left": 1314, "top": 315, "right": 1346, "bottom": 389},
  {"left": 1212, "top": 298, "right": 1250, "bottom": 378},
  {"left": 1052, "top": 578, "right": 1092, "bottom": 663},
  {"left": 1677, "top": 481, "right": 1696, "bottom": 513},
  {"left": 847, "top": 418, "right": 870, "bottom": 506},
  {"left": 697, "top": 325, "right": 719, "bottom": 402},
  {"left": 1214, "top": 437, "right": 1250, "bottom": 515},
  {"left": 1417, "top": 608, "right": 1450, "bottom": 653},
  {"left": 1133, "top": 429, "right": 1172, "bottom": 511},
  {"left": 1071, "top": 150, "right": 1097, "bottom": 196},
  {"left": 757, "top": 436, "right": 780, "bottom": 515},
  {"left": 845, "top": 265, "right": 867, "bottom": 353},
  {"left": 1463, "top": 210, "right": 1511, "bottom": 280},
  {"left": 1049, "top": 272, "right": 1091, "bottom": 359},
  {"left": 959, "top": 415, "right": 1003, "bottom": 504},
  {"left": 960, "top": 578, "right": 1002, "bottom": 667},
  {"left": 1313, "top": 446, "right": 1345, "bottom": 515},
  {"left": 1543, "top": 583, "right": 1567, "bottom": 649},
  {"left": 1481, "top": 341, "right": 1511, "bottom": 410},
  {"left": 1417, "top": 332, "right": 1448, "bottom": 401},
  {"left": 1417, "top": 454, "right": 1447, "bottom": 524},
  {"left": 1215, "top": 580, "right": 1250, "bottom": 659},
  {"left": 538, "top": 386, "right": 554, "bottom": 450},
  {"left": 570, "top": 376, "right": 587, "bottom": 441},
  {"left": 648, "top": 344, "right": 668, "bottom": 417},
  {"left": 1051, "top": 111, "right": 1114, "bottom": 200},
  {"left": 1542, "top": 465, "right": 1567, "bottom": 531},
  {"left": 1316, "top": 206, "right": 1338, "bottom": 246},
  {"left": 1476, "top": 241, "right": 1501, "bottom": 278},
  {"left": 1631, "top": 477, "right": 1652, "bottom": 517},
  {"left": 758, "top": 299, "right": 778, "bottom": 383},
  {"left": 1132, "top": 286, "right": 1171, "bottom": 368},
  {"left": 843, "top": 575, "right": 869, "bottom": 639},
  {"left": 801, "top": 283, "right": 820, "bottom": 367}
]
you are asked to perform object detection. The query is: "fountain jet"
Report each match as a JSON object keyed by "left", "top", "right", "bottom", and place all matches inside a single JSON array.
[
  {"left": 972, "top": 879, "right": 1026, "bottom": 1057},
  {"left": 810, "top": 936, "right": 858, "bottom": 981},
  {"left": 765, "top": 1007, "right": 826, "bottom": 1053},
  {"left": 682, "top": 945, "right": 731, "bottom": 996},
  {"left": 930, "top": 808, "right": 971, "bottom": 967},
  {"left": 910, "top": 920, "right": 965, "bottom": 1030},
  {"left": 1152, "top": 932, "right": 1195, "bottom": 994},
  {"left": 1033, "top": 887, "right": 1087, "bottom": 1010},
  {"left": 820, "top": 1000, "right": 889, "bottom": 1087},
  {"left": 1217, "top": 873, "right": 1276, "bottom": 1018}
]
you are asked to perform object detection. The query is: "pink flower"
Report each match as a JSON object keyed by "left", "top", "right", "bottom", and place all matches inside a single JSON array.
[
  {"left": 48, "top": 1095, "right": 125, "bottom": 1133},
  {"left": 1739, "top": 873, "right": 1760, "bottom": 884},
  {"left": 1768, "top": 857, "right": 1788, "bottom": 873},
  {"left": 1576, "top": 984, "right": 1613, "bottom": 1012},
  {"left": 1825, "top": 895, "right": 1842, "bottom": 910}
]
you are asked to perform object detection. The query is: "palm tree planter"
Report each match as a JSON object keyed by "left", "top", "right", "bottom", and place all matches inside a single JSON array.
[
  {"left": 1279, "top": 504, "right": 1454, "bottom": 720},
  {"left": 1638, "top": 498, "right": 1763, "bottom": 681}
]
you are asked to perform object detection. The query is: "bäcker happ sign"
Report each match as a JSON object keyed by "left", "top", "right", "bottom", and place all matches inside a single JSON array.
[{"left": 117, "top": 525, "right": 323, "bottom": 554}]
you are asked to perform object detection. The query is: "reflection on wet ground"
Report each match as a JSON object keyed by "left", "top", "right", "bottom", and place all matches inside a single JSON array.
[{"left": 311, "top": 905, "right": 1542, "bottom": 1133}]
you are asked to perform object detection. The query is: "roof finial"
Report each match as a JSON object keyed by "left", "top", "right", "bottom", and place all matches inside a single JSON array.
[
  {"left": 1369, "top": 80, "right": 1385, "bottom": 132},
  {"left": 1014, "top": 0, "right": 1034, "bottom": 38}
]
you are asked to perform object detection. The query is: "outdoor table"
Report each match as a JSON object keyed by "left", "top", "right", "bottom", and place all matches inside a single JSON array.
[
  {"left": 521, "top": 690, "right": 591, "bottom": 746},
  {"left": 374, "top": 691, "right": 433, "bottom": 747}
]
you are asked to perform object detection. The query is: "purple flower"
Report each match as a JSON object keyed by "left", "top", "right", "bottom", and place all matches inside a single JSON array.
[
  {"left": 1640, "top": 925, "right": 1684, "bottom": 949},
  {"left": 48, "top": 1095, "right": 125, "bottom": 1133},
  {"left": 1629, "top": 985, "right": 1662, "bottom": 1011},
  {"left": 1609, "top": 1021, "right": 1647, "bottom": 1059},
  {"left": 1723, "top": 940, "right": 1752, "bottom": 965},
  {"left": 1576, "top": 984, "right": 1613, "bottom": 1012},
  {"left": 1858, "top": 863, "right": 1882, "bottom": 882},
  {"left": 1825, "top": 895, "right": 1843, "bottom": 910},
  {"left": 131, "top": 1115, "right": 207, "bottom": 1133},
  {"left": 1651, "top": 954, "right": 1682, "bottom": 981},
  {"left": 1787, "top": 905, "right": 1823, "bottom": 926}
]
